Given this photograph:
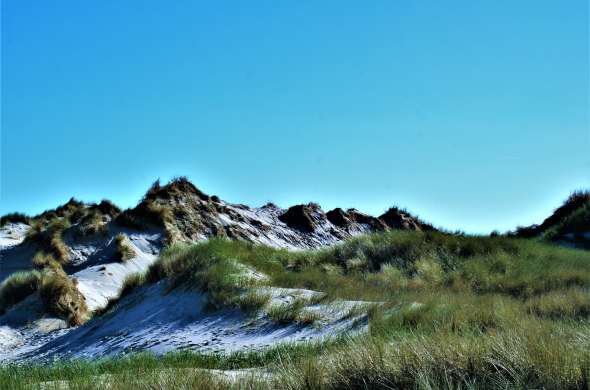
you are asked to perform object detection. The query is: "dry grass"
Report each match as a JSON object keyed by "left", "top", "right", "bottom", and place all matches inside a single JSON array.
[
  {"left": 39, "top": 266, "right": 88, "bottom": 326},
  {"left": 76, "top": 210, "right": 108, "bottom": 236},
  {"left": 0, "top": 270, "right": 41, "bottom": 314},
  {"left": 0, "top": 212, "right": 30, "bottom": 226},
  {"left": 295, "top": 309, "right": 323, "bottom": 325},
  {"left": 32, "top": 252, "right": 58, "bottom": 268},
  {"left": 114, "top": 233, "right": 135, "bottom": 261},
  {"left": 26, "top": 218, "right": 71, "bottom": 265}
]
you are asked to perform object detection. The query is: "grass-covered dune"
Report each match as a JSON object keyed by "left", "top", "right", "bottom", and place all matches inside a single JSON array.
[
  {"left": 2, "top": 230, "right": 590, "bottom": 389},
  {"left": 515, "top": 190, "right": 590, "bottom": 249}
]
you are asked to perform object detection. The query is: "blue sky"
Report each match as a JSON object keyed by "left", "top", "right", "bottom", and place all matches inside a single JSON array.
[{"left": 1, "top": 1, "right": 588, "bottom": 233}]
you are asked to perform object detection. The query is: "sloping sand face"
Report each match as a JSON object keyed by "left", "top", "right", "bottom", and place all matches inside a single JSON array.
[
  {"left": 0, "top": 223, "right": 370, "bottom": 364},
  {"left": 0, "top": 223, "right": 29, "bottom": 250},
  {"left": 1, "top": 281, "right": 368, "bottom": 363}
]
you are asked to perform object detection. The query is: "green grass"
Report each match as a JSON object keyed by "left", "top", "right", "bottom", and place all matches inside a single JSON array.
[
  {"left": 3, "top": 229, "right": 590, "bottom": 389},
  {"left": 0, "top": 340, "right": 342, "bottom": 389},
  {"left": 526, "top": 287, "right": 590, "bottom": 319},
  {"left": 146, "top": 241, "right": 268, "bottom": 308},
  {"left": 266, "top": 298, "right": 306, "bottom": 324},
  {"left": 234, "top": 290, "right": 272, "bottom": 313}
]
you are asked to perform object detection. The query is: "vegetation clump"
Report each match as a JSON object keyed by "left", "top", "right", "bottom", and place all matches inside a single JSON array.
[
  {"left": 514, "top": 189, "right": 590, "bottom": 246},
  {"left": 267, "top": 298, "right": 306, "bottom": 324},
  {"left": 146, "top": 241, "right": 267, "bottom": 308},
  {"left": 0, "top": 270, "right": 41, "bottom": 314},
  {"left": 379, "top": 206, "right": 431, "bottom": 231},
  {"left": 38, "top": 265, "right": 88, "bottom": 326},
  {"left": 75, "top": 209, "right": 108, "bottom": 236},
  {"left": 0, "top": 212, "right": 30, "bottom": 227},
  {"left": 235, "top": 290, "right": 272, "bottom": 313},
  {"left": 114, "top": 233, "right": 135, "bottom": 261},
  {"left": 26, "top": 218, "right": 71, "bottom": 265}
]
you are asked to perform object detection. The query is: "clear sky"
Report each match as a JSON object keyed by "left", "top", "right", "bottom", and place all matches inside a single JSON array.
[{"left": 1, "top": 1, "right": 588, "bottom": 234}]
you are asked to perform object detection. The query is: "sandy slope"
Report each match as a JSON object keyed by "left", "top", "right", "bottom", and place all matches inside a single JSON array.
[
  {"left": 4, "top": 283, "right": 367, "bottom": 363},
  {"left": 0, "top": 221, "right": 370, "bottom": 363}
]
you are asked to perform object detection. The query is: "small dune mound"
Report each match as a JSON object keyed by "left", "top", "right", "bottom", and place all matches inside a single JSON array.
[
  {"left": 326, "top": 208, "right": 351, "bottom": 228},
  {"left": 115, "top": 177, "right": 225, "bottom": 243},
  {"left": 512, "top": 190, "right": 590, "bottom": 248},
  {"left": 144, "top": 176, "right": 209, "bottom": 202},
  {"left": 279, "top": 205, "right": 317, "bottom": 233},
  {"left": 347, "top": 209, "right": 388, "bottom": 231},
  {"left": 379, "top": 207, "right": 424, "bottom": 230}
]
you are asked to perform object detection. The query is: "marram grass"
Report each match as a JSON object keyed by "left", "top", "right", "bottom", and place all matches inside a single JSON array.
[{"left": 3, "top": 230, "right": 590, "bottom": 389}]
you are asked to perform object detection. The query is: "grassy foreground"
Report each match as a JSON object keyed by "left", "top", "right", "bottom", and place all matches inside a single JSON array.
[{"left": 2, "top": 230, "right": 590, "bottom": 389}]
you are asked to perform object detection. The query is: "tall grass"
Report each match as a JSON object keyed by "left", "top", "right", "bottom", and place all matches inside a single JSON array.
[
  {"left": 0, "top": 212, "right": 30, "bottom": 226},
  {"left": 26, "top": 218, "right": 71, "bottom": 264},
  {"left": 0, "top": 270, "right": 41, "bottom": 314},
  {"left": 3, "top": 230, "right": 590, "bottom": 388},
  {"left": 114, "top": 233, "right": 135, "bottom": 261},
  {"left": 145, "top": 241, "right": 268, "bottom": 308},
  {"left": 39, "top": 266, "right": 88, "bottom": 326}
]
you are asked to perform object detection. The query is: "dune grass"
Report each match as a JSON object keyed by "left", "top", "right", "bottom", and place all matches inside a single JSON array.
[
  {"left": 266, "top": 298, "right": 307, "bottom": 324},
  {"left": 0, "top": 265, "right": 89, "bottom": 325},
  {"left": 0, "top": 212, "right": 30, "bottom": 227},
  {"left": 234, "top": 290, "right": 272, "bottom": 313},
  {"left": 38, "top": 266, "right": 89, "bottom": 326},
  {"left": 2, "top": 230, "right": 590, "bottom": 388},
  {"left": 0, "top": 270, "right": 41, "bottom": 314},
  {"left": 75, "top": 209, "right": 108, "bottom": 236},
  {"left": 26, "top": 218, "right": 71, "bottom": 265},
  {"left": 145, "top": 241, "right": 268, "bottom": 308},
  {"left": 114, "top": 233, "right": 135, "bottom": 261}
]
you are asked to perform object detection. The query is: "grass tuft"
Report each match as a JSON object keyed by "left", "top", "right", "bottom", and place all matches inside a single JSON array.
[
  {"left": 267, "top": 298, "right": 306, "bottom": 324},
  {"left": 0, "top": 270, "right": 41, "bottom": 314},
  {"left": 0, "top": 212, "right": 30, "bottom": 227},
  {"left": 39, "top": 266, "right": 88, "bottom": 326},
  {"left": 235, "top": 290, "right": 272, "bottom": 313},
  {"left": 114, "top": 233, "right": 135, "bottom": 261}
]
